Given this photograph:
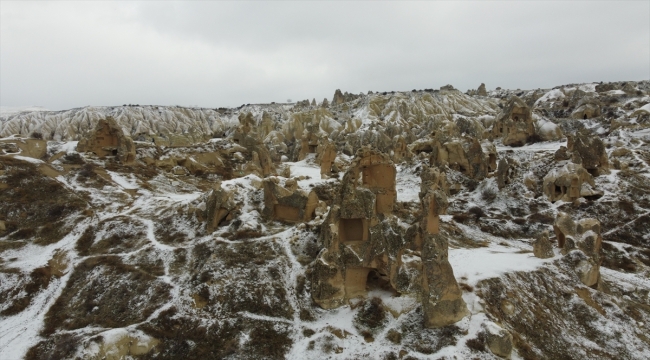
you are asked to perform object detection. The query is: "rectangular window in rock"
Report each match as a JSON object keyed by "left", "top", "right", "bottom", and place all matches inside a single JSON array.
[{"left": 339, "top": 218, "right": 368, "bottom": 243}]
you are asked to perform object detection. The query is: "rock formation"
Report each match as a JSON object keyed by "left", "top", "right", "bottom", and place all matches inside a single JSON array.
[
  {"left": 263, "top": 177, "right": 319, "bottom": 223},
  {"left": 298, "top": 131, "right": 320, "bottom": 161},
  {"left": 231, "top": 112, "right": 275, "bottom": 177},
  {"left": 421, "top": 136, "right": 491, "bottom": 180},
  {"left": 316, "top": 138, "right": 337, "bottom": 179},
  {"left": 417, "top": 166, "right": 469, "bottom": 327},
  {"left": 533, "top": 231, "right": 554, "bottom": 259},
  {"left": 391, "top": 135, "right": 410, "bottom": 163},
  {"left": 76, "top": 117, "right": 136, "bottom": 164},
  {"left": 492, "top": 96, "right": 534, "bottom": 146},
  {"left": 554, "top": 213, "right": 603, "bottom": 287},
  {"left": 332, "top": 89, "right": 345, "bottom": 106},
  {"left": 310, "top": 148, "right": 467, "bottom": 328},
  {"left": 496, "top": 157, "right": 515, "bottom": 190},
  {"left": 477, "top": 83, "right": 488, "bottom": 96},
  {"left": 543, "top": 163, "right": 596, "bottom": 202},
  {"left": 205, "top": 183, "right": 236, "bottom": 232},
  {"left": 566, "top": 132, "right": 610, "bottom": 176}
]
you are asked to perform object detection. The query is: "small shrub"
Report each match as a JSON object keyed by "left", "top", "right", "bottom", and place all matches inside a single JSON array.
[
  {"left": 353, "top": 297, "right": 387, "bottom": 334},
  {"left": 466, "top": 332, "right": 486, "bottom": 352},
  {"left": 459, "top": 282, "right": 474, "bottom": 292},
  {"left": 78, "top": 164, "right": 96, "bottom": 178},
  {"left": 30, "top": 132, "right": 43, "bottom": 140},
  {"left": 452, "top": 213, "right": 470, "bottom": 224},
  {"left": 481, "top": 186, "right": 497, "bottom": 202},
  {"left": 62, "top": 153, "right": 85, "bottom": 165},
  {"left": 386, "top": 329, "right": 402, "bottom": 344},
  {"left": 468, "top": 206, "right": 486, "bottom": 220}
]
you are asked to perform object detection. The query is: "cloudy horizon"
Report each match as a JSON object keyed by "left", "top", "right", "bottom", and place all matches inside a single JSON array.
[{"left": 1, "top": 1, "right": 648, "bottom": 111}]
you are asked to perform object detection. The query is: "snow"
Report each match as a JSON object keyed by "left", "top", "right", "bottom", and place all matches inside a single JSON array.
[
  {"left": 497, "top": 139, "right": 566, "bottom": 152},
  {"left": 107, "top": 171, "right": 140, "bottom": 190},
  {"left": 286, "top": 154, "right": 336, "bottom": 190},
  {"left": 535, "top": 89, "right": 565, "bottom": 105},
  {"left": 0, "top": 274, "right": 71, "bottom": 359},
  {"left": 47, "top": 141, "right": 79, "bottom": 155},
  {"left": 449, "top": 242, "right": 558, "bottom": 287},
  {"left": 7, "top": 155, "right": 44, "bottom": 164},
  {"left": 395, "top": 165, "right": 421, "bottom": 202}
]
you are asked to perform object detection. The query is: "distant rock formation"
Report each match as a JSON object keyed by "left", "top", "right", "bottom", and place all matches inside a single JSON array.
[
  {"left": 332, "top": 89, "right": 345, "bottom": 106},
  {"left": 76, "top": 117, "right": 135, "bottom": 164},
  {"left": 477, "top": 83, "right": 488, "bottom": 96},
  {"left": 492, "top": 96, "right": 535, "bottom": 146},
  {"left": 232, "top": 112, "right": 275, "bottom": 177}
]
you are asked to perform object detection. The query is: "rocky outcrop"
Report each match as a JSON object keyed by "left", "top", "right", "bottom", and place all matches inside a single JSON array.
[
  {"left": 483, "top": 322, "right": 513, "bottom": 358},
  {"left": 422, "top": 136, "right": 491, "bottom": 180},
  {"left": 316, "top": 138, "right": 337, "bottom": 179},
  {"left": 231, "top": 112, "right": 275, "bottom": 177},
  {"left": 492, "top": 96, "right": 535, "bottom": 146},
  {"left": 533, "top": 231, "right": 554, "bottom": 259},
  {"left": 205, "top": 183, "right": 236, "bottom": 233},
  {"left": 262, "top": 178, "right": 319, "bottom": 223},
  {"left": 76, "top": 117, "right": 136, "bottom": 164},
  {"left": 331, "top": 89, "right": 362, "bottom": 107},
  {"left": 417, "top": 166, "right": 468, "bottom": 327},
  {"left": 332, "top": 89, "right": 345, "bottom": 106},
  {"left": 554, "top": 213, "right": 603, "bottom": 287},
  {"left": 566, "top": 132, "right": 610, "bottom": 176},
  {"left": 310, "top": 148, "right": 467, "bottom": 327},
  {"left": 543, "top": 163, "right": 597, "bottom": 202},
  {"left": 477, "top": 83, "right": 488, "bottom": 97},
  {"left": 496, "top": 157, "right": 515, "bottom": 190}
]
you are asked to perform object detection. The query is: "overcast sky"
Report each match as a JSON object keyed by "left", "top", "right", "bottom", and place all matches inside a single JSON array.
[{"left": 1, "top": 1, "right": 648, "bottom": 110}]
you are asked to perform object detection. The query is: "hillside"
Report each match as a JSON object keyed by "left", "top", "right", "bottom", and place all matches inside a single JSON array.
[{"left": 1, "top": 80, "right": 650, "bottom": 360}]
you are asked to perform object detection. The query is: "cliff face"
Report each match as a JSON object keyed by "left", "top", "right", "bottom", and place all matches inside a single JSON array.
[{"left": 1, "top": 80, "right": 650, "bottom": 359}]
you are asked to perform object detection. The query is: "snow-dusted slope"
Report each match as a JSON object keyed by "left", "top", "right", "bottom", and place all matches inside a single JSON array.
[{"left": 1, "top": 81, "right": 650, "bottom": 359}]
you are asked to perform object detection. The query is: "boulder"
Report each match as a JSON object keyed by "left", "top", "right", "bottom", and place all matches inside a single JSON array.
[
  {"left": 483, "top": 322, "right": 513, "bottom": 358},
  {"left": 205, "top": 183, "right": 236, "bottom": 232},
  {"left": 533, "top": 231, "right": 554, "bottom": 259}
]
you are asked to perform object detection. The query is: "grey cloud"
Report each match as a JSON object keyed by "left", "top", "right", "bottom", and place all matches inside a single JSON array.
[{"left": 1, "top": 1, "right": 648, "bottom": 110}]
